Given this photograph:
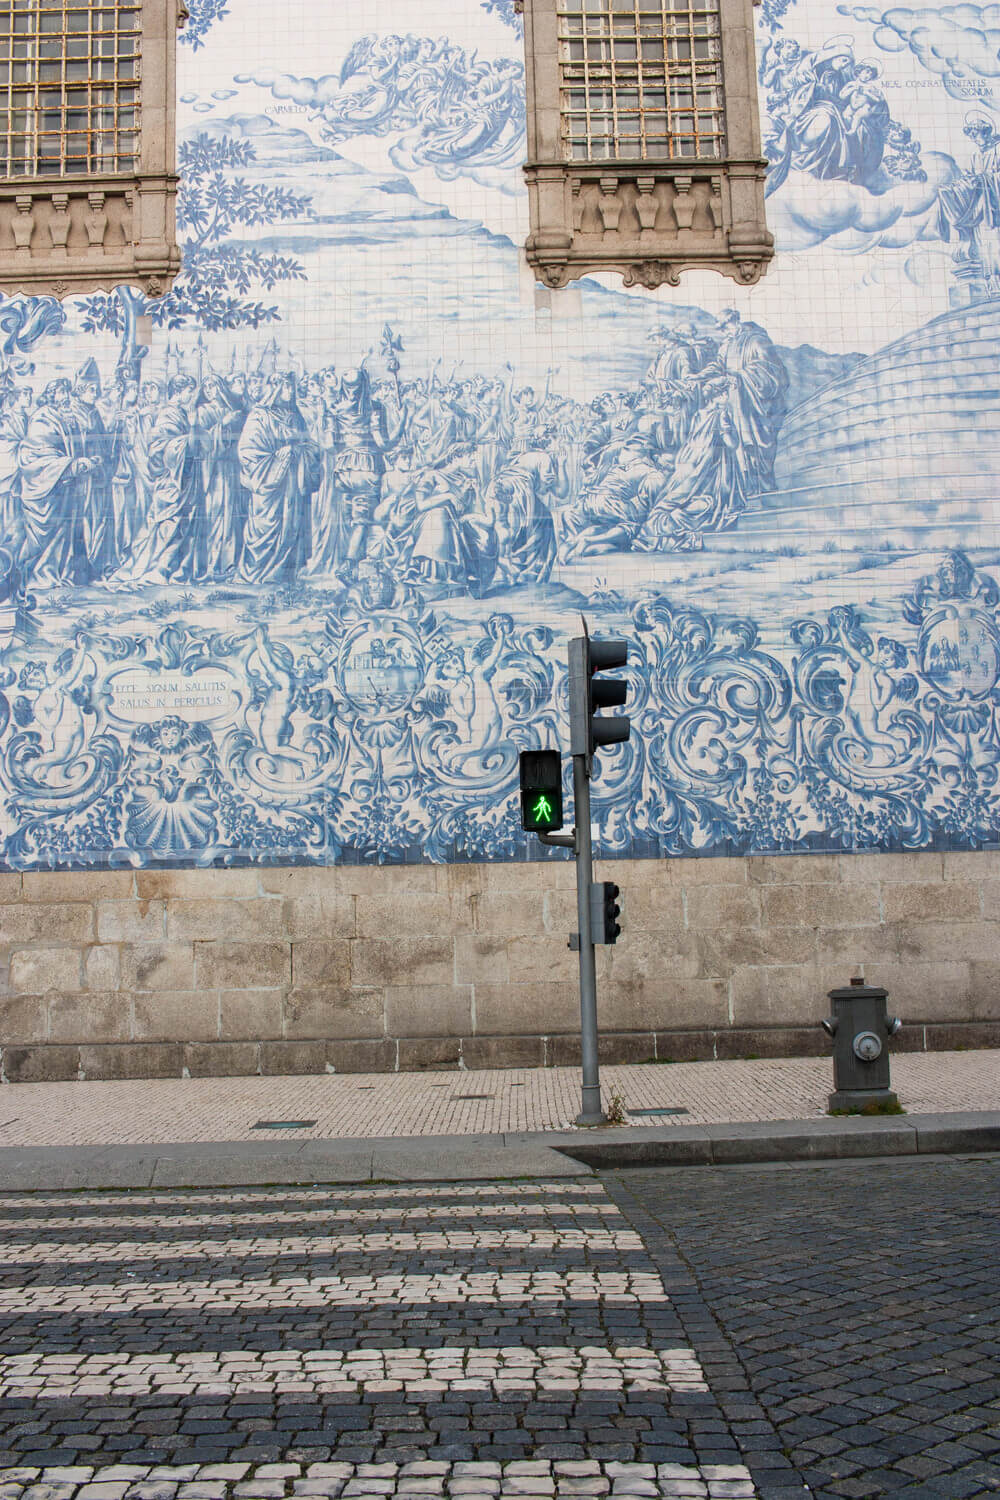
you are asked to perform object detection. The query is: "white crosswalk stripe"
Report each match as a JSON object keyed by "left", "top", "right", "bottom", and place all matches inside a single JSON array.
[
  {"left": 0, "top": 1201, "right": 623, "bottom": 1234},
  {"left": 0, "top": 1345, "right": 709, "bottom": 1399},
  {"left": 0, "top": 1460, "right": 756, "bottom": 1496},
  {"left": 3, "top": 1228, "right": 643, "bottom": 1266},
  {"left": 0, "top": 1269, "right": 668, "bottom": 1315}
]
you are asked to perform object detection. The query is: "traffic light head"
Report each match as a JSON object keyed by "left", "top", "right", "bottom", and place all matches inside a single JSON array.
[
  {"left": 568, "top": 634, "right": 631, "bottom": 769},
  {"left": 590, "top": 880, "right": 622, "bottom": 944},
  {"left": 519, "top": 749, "right": 564, "bottom": 833}
]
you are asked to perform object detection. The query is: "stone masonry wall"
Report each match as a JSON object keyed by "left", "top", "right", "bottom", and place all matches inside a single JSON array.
[{"left": 1, "top": 850, "right": 998, "bottom": 1082}]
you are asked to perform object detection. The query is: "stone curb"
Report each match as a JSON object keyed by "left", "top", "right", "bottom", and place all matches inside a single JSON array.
[
  {"left": 0, "top": 1112, "right": 998, "bottom": 1190},
  {"left": 547, "top": 1111, "right": 1000, "bottom": 1170}
]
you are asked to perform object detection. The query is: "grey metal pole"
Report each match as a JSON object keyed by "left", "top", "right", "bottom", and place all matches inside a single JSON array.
[{"left": 573, "top": 749, "right": 604, "bottom": 1126}]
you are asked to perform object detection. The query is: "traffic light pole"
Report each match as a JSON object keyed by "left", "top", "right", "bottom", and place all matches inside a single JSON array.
[
  {"left": 572, "top": 749, "right": 604, "bottom": 1126},
  {"left": 533, "top": 623, "right": 628, "bottom": 1129},
  {"left": 538, "top": 747, "right": 604, "bottom": 1126}
]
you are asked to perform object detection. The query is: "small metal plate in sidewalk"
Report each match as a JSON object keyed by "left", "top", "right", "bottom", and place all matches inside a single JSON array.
[
  {"left": 251, "top": 1120, "right": 317, "bottom": 1130},
  {"left": 627, "top": 1107, "right": 689, "bottom": 1118},
  {"left": 453, "top": 1094, "right": 493, "bottom": 1101}
]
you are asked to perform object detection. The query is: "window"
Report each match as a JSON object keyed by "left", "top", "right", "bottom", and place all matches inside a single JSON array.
[
  {"left": 0, "top": 0, "right": 185, "bottom": 299},
  {"left": 517, "top": 0, "right": 773, "bottom": 290}
]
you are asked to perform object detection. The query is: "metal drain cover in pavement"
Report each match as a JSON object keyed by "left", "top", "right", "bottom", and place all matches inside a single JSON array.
[
  {"left": 627, "top": 1107, "right": 689, "bottom": 1117},
  {"left": 252, "top": 1120, "right": 317, "bottom": 1130},
  {"left": 453, "top": 1094, "right": 493, "bottom": 1100}
]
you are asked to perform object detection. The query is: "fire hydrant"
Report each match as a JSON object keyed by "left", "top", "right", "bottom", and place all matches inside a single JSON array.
[{"left": 821, "top": 977, "right": 902, "bottom": 1113}]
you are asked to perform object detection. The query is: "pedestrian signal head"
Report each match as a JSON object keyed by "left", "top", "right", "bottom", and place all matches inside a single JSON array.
[{"left": 519, "top": 749, "right": 564, "bottom": 833}]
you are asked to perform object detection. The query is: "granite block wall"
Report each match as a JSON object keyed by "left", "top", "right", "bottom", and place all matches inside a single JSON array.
[{"left": 2, "top": 851, "right": 997, "bottom": 1081}]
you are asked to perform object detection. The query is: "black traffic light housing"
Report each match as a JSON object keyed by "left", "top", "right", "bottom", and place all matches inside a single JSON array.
[
  {"left": 519, "top": 749, "right": 564, "bottom": 832},
  {"left": 568, "top": 630, "right": 630, "bottom": 775},
  {"left": 590, "top": 880, "right": 622, "bottom": 944}
]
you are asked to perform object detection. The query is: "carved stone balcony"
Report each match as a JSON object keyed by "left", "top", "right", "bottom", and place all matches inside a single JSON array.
[
  {"left": 523, "top": 159, "right": 773, "bottom": 289},
  {"left": 0, "top": 176, "right": 181, "bottom": 298},
  {"left": 517, "top": 0, "right": 773, "bottom": 292}
]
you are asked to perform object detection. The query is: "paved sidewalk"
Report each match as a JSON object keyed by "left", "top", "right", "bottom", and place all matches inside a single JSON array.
[
  {"left": 1, "top": 1050, "right": 998, "bottom": 1148},
  {"left": 0, "top": 1051, "right": 998, "bottom": 1190}
]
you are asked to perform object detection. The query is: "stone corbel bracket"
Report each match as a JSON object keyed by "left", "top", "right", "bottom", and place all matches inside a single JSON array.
[{"left": 523, "top": 161, "right": 773, "bottom": 290}]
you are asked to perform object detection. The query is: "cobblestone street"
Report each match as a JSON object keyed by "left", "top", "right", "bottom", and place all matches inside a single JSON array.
[
  {"left": 607, "top": 1158, "right": 1000, "bottom": 1500},
  {"left": 1, "top": 1159, "right": 997, "bottom": 1498}
]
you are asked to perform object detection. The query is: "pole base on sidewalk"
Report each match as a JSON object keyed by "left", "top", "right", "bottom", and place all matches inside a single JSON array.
[
  {"left": 828, "top": 1089, "right": 900, "bottom": 1114},
  {"left": 575, "top": 1110, "right": 608, "bottom": 1127}
]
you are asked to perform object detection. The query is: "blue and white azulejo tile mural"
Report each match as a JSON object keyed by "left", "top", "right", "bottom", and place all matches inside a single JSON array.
[{"left": 3, "top": 0, "right": 1000, "bottom": 869}]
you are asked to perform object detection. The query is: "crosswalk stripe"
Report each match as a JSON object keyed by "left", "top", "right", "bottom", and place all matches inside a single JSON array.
[
  {"left": 0, "top": 1345, "right": 709, "bottom": 1398},
  {"left": 0, "top": 1228, "right": 644, "bottom": 1266},
  {"left": 0, "top": 1181, "right": 768, "bottom": 1497},
  {"left": 0, "top": 1268, "right": 669, "bottom": 1314},
  {"left": 0, "top": 1202, "right": 622, "bottom": 1235},
  {"left": 0, "top": 1458, "right": 757, "bottom": 1496}
]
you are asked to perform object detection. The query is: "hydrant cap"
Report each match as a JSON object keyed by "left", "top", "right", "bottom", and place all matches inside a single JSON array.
[{"left": 827, "top": 982, "right": 888, "bottom": 1002}]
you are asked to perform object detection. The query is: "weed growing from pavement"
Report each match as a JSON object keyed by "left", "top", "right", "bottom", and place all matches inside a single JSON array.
[
  {"left": 830, "top": 1098, "right": 906, "bottom": 1116},
  {"left": 604, "top": 1087, "right": 628, "bottom": 1125}
]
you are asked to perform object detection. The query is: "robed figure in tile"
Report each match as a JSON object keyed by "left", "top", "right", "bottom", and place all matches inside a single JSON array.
[
  {"left": 938, "top": 113, "right": 1000, "bottom": 294},
  {"left": 200, "top": 374, "right": 248, "bottom": 580},
  {"left": 0, "top": 384, "right": 28, "bottom": 555},
  {"left": 18, "top": 379, "right": 92, "bottom": 587},
  {"left": 69, "top": 358, "right": 116, "bottom": 580},
  {"left": 117, "top": 375, "right": 207, "bottom": 586},
  {"left": 642, "top": 310, "right": 788, "bottom": 550},
  {"left": 110, "top": 379, "right": 152, "bottom": 566},
  {"left": 238, "top": 373, "right": 321, "bottom": 583}
]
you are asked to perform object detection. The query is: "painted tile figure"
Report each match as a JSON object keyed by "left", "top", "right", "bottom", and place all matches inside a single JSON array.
[{"left": 937, "top": 113, "right": 1000, "bottom": 296}]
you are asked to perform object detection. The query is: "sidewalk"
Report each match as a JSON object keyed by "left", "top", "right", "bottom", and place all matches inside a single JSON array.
[{"left": 1, "top": 1050, "right": 998, "bottom": 1190}]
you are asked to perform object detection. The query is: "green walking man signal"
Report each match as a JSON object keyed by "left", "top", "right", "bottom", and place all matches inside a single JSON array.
[
  {"left": 531, "top": 792, "right": 556, "bottom": 825},
  {"left": 519, "top": 749, "right": 564, "bottom": 832}
]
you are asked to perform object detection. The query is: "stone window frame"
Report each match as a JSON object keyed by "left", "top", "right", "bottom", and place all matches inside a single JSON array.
[
  {"left": 0, "top": 0, "right": 187, "bottom": 299},
  {"left": 516, "top": 0, "right": 774, "bottom": 290}
]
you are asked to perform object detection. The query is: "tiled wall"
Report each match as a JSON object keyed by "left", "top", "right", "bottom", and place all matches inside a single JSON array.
[{"left": 3, "top": 0, "right": 1000, "bottom": 1069}]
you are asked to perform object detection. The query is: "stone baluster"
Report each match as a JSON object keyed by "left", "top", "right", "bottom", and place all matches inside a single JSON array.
[
  {"left": 48, "top": 194, "right": 71, "bottom": 256},
  {"left": 570, "top": 178, "right": 586, "bottom": 233},
  {"left": 597, "top": 177, "right": 621, "bottom": 234},
  {"left": 86, "top": 192, "right": 109, "bottom": 248},
  {"left": 708, "top": 176, "right": 724, "bottom": 232},
  {"left": 636, "top": 176, "right": 659, "bottom": 236},
  {"left": 672, "top": 176, "right": 695, "bottom": 232},
  {"left": 12, "top": 196, "right": 34, "bottom": 256}
]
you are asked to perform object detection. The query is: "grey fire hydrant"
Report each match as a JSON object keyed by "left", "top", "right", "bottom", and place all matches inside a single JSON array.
[{"left": 821, "top": 977, "right": 902, "bottom": 1113}]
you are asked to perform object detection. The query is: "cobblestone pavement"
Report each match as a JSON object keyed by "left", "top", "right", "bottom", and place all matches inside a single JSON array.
[
  {"left": 0, "top": 1179, "right": 774, "bottom": 1500},
  {"left": 2, "top": 1160, "right": 997, "bottom": 1499},
  {"left": 607, "top": 1157, "right": 1000, "bottom": 1500},
  {"left": 1, "top": 1053, "right": 998, "bottom": 1147}
]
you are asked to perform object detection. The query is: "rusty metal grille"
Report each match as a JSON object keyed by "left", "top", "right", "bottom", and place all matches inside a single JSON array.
[
  {"left": 0, "top": 0, "right": 140, "bottom": 178},
  {"left": 558, "top": 0, "right": 726, "bottom": 162}
]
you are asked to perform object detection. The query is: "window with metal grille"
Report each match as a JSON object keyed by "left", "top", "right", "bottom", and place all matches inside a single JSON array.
[
  {"left": 0, "top": 0, "right": 181, "bottom": 299},
  {"left": 558, "top": 0, "right": 726, "bottom": 163},
  {"left": 0, "top": 1, "right": 140, "bottom": 179},
  {"left": 518, "top": 0, "right": 772, "bottom": 290}
]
